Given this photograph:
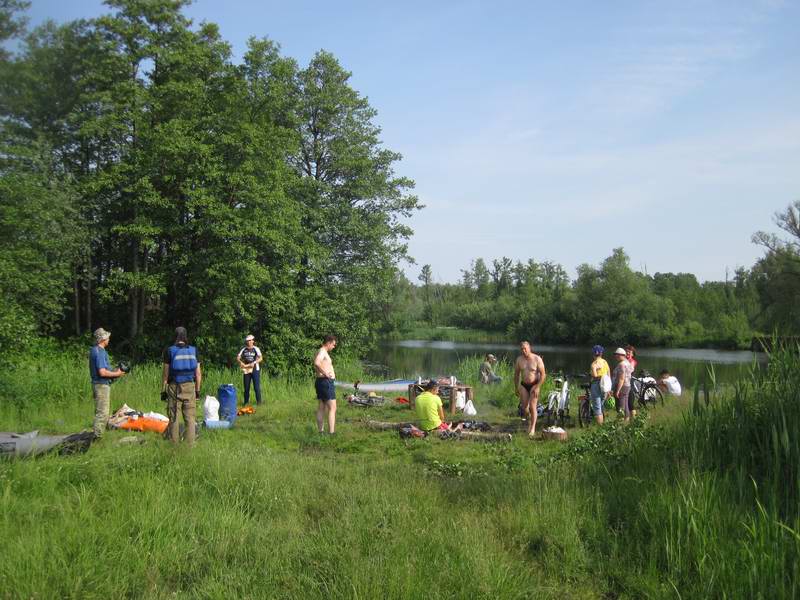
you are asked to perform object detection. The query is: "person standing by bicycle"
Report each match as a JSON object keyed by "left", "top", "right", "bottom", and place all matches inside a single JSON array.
[
  {"left": 613, "top": 347, "right": 635, "bottom": 423},
  {"left": 589, "top": 345, "right": 610, "bottom": 425}
]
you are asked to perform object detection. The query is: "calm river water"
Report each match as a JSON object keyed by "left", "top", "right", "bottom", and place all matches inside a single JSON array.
[{"left": 367, "top": 340, "right": 766, "bottom": 391}]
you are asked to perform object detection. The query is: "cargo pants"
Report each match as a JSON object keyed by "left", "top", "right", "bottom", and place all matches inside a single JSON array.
[
  {"left": 166, "top": 382, "right": 196, "bottom": 447},
  {"left": 92, "top": 383, "right": 111, "bottom": 437}
]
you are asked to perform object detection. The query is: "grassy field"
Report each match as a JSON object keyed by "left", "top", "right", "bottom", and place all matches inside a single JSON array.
[{"left": 0, "top": 346, "right": 797, "bottom": 598}]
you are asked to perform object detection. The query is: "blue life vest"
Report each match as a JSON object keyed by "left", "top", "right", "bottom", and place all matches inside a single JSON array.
[{"left": 168, "top": 344, "right": 198, "bottom": 383}]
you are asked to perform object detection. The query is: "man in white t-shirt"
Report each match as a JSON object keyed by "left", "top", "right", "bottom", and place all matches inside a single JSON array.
[
  {"left": 237, "top": 334, "right": 263, "bottom": 405},
  {"left": 657, "top": 369, "right": 682, "bottom": 396}
]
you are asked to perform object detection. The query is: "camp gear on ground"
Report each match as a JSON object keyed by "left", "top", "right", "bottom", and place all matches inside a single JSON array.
[
  {"left": 118, "top": 416, "right": 168, "bottom": 434},
  {"left": 399, "top": 424, "right": 426, "bottom": 438},
  {"left": 201, "top": 395, "right": 220, "bottom": 422},
  {"left": 217, "top": 384, "right": 237, "bottom": 424},
  {"left": 365, "top": 420, "right": 511, "bottom": 442},
  {"left": 109, "top": 405, "right": 168, "bottom": 433},
  {"left": 542, "top": 426, "right": 568, "bottom": 441},
  {"left": 459, "top": 420, "right": 491, "bottom": 432},
  {"left": 108, "top": 404, "right": 138, "bottom": 428},
  {"left": 205, "top": 420, "right": 232, "bottom": 429},
  {"left": 347, "top": 394, "right": 386, "bottom": 407},
  {"left": 395, "top": 396, "right": 409, "bottom": 404},
  {"left": 1, "top": 430, "right": 95, "bottom": 458},
  {"left": 463, "top": 399, "right": 477, "bottom": 416},
  {"left": 143, "top": 412, "right": 168, "bottom": 422},
  {"left": 335, "top": 379, "right": 418, "bottom": 394},
  {"left": 237, "top": 406, "right": 255, "bottom": 415},
  {"left": 455, "top": 390, "right": 466, "bottom": 410}
]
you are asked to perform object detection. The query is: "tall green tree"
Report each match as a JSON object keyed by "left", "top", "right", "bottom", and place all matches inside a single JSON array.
[
  {"left": 0, "top": 142, "right": 84, "bottom": 352},
  {"left": 290, "top": 50, "right": 420, "bottom": 346}
]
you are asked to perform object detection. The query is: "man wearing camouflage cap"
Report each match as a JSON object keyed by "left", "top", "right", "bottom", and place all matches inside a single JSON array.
[{"left": 88, "top": 328, "right": 127, "bottom": 437}]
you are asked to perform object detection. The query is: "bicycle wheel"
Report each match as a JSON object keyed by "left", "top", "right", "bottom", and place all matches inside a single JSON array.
[
  {"left": 543, "top": 392, "right": 557, "bottom": 426},
  {"left": 646, "top": 385, "right": 664, "bottom": 407},
  {"left": 639, "top": 384, "right": 664, "bottom": 408},
  {"left": 578, "top": 399, "right": 591, "bottom": 427}
]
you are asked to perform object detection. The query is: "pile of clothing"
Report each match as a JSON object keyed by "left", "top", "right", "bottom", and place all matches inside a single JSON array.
[{"left": 108, "top": 404, "right": 169, "bottom": 434}]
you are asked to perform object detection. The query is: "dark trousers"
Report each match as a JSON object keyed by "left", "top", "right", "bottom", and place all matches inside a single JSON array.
[{"left": 243, "top": 369, "right": 262, "bottom": 405}]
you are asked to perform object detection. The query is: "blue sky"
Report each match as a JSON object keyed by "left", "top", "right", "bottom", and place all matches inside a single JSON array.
[{"left": 21, "top": 0, "right": 800, "bottom": 282}]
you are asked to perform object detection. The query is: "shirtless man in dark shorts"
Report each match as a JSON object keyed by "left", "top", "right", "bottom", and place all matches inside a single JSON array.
[
  {"left": 514, "top": 340, "right": 547, "bottom": 438},
  {"left": 313, "top": 334, "right": 337, "bottom": 434}
]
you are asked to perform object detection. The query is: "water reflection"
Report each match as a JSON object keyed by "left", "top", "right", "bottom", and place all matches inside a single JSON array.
[{"left": 368, "top": 340, "right": 766, "bottom": 391}]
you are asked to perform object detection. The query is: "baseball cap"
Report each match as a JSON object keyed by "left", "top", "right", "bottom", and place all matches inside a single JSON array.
[
  {"left": 614, "top": 347, "right": 626, "bottom": 356},
  {"left": 592, "top": 345, "right": 604, "bottom": 355}
]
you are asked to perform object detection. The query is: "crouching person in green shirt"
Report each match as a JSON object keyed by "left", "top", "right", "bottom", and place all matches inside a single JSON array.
[{"left": 415, "top": 380, "right": 463, "bottom": 433}]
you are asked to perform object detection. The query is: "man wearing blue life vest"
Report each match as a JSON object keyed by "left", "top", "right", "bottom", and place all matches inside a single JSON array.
[{"left": 161, "top": 326, "right": 202, "bottom": 446}]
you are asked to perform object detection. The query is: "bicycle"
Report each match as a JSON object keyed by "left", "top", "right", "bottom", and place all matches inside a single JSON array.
[
  {"left": 539, "top": 374, "right": 572, "bottom": 427},
  {"left": 576, "top": 375, "right": 605, "bottom": 427},
  {"left": 631, "top": 372, "right": 665, "bottom": 408}
]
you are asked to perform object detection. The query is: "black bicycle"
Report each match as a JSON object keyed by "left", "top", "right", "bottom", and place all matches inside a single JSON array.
[
  {"left": 574, "top": 375, "right": 601, "bottom": 428},
  {"left": 631, "top": 373, "right": 665, "bottom": 408}
]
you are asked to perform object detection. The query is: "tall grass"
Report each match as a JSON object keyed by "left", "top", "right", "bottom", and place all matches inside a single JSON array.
[
  {"left": 566, "top": 344, "right": 800, "bottom": 598},
  {"left": 0, "top": 344, "right": 798, "bottom": 598}
]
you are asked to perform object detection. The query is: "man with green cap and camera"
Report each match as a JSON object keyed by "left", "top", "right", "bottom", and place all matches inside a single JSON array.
[{"left": 88, "top": 327, "right": 127, "bottom": 437}]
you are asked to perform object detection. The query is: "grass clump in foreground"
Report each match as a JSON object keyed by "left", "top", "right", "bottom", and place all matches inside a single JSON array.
[{"left": 0, "top": 345, "right": 798, "bottom": 598}]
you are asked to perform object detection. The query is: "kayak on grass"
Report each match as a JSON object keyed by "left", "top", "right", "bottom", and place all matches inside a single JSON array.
[
  {"left": 0, "top": 430, "right": 95, "bottom": 458},
  {"left": 335, "top": 378, "right": 419, "bottom": 394}
]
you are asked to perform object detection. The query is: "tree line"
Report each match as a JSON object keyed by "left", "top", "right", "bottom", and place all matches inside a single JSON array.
[
  {"left": 0, "top": 0, "right": 418, "bottom": 371},
  {"left": 394, "top": 209, "right": 800, "bottom": 349},
  {"left": 2, "top": 1, "right": 797, "bottom": 366}
]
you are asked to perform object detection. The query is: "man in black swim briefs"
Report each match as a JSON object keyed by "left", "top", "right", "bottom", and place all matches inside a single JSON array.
[{"left": 514, "top": 340, "right": 547, "bottom": 438}]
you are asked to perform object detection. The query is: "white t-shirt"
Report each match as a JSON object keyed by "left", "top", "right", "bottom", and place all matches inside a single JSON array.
[{"left": 662, "top": 375, "right": 681, "bottom": 396}]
